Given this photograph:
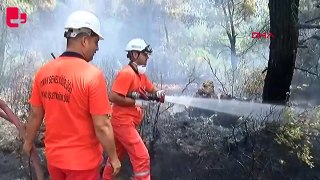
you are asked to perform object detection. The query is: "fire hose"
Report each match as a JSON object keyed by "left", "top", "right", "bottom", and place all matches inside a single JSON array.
[
  {"left": 127, "top": 87, "right": 165, "bottom": 103},
  {"left": 0, "top": 99, "right": 45, "bottom": 180},
  {"left": 127, "top": 88, "right": 164, "bottom": 152},
  {"left": 0, "top": 88, "right": 162, "bottom": 180}
]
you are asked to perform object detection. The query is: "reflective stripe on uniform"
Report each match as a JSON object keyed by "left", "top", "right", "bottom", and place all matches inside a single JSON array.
[{"left": 134, "top": 170, "right": 149, "bottom": 177}]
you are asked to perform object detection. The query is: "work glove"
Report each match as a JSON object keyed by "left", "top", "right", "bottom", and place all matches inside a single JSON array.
[
  {"left": 128, "top": 91, "right": 140, "bottom": 99},
  {"left": 135, "top": 99, "right": 149, "bottom": 107},
  {"left": 156, "top": 90, "right": 165, "bottom": 98},
  {"left": 155, "top": 90, "right": 166, "bottom": 103},
  {"left": 128, "top": 88, "right": 149, "bottom": 100}
]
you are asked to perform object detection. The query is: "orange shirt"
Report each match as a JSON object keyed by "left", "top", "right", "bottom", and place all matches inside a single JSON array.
[
  {"left": 29, "top": 52, "right": 112, "bottom": 170},
  {"left": 111, "top": 65, "right": 154, "bottom": 126}
]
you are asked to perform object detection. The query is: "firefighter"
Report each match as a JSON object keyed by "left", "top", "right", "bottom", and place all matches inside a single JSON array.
[
  {"left": 103, "top": 38, "right": 165, "bottom": 180},
  {"left": 23, "top": 10, "right": 121, "bottom": 180}
]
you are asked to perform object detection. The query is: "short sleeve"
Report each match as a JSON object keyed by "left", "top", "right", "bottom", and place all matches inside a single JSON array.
[
  {"left": 144, "top": 76, "right": 154, "bottom": 92},
  {"left": 111, "top": 70, "right": 133, "bottom": 96},
  {"left": 88, "top": 71, "right": 112, "bottom": 115},
  {"left": 29, "top": 72, "right": 43, "bottom": 107}
]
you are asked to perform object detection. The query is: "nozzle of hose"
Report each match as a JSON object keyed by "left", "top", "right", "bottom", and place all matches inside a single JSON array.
[{"left": 127, "top": 89, "right": 165, "bottom": 103}]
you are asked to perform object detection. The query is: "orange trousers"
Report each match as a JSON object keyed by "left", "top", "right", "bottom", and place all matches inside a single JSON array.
[
  {"left": 102, "top": 125, "right": 150, "bottom": 180},
  {"left": 47, "top": 164, "right": 100, "bottom": 180}
]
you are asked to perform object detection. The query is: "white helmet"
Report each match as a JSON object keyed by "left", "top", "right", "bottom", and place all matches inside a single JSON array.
[
  {"left": 64, "top": 10, "right": 104, "bottom": 40},
  {"left": 125, "top": 38, "right": 152, "bottom": 54}
]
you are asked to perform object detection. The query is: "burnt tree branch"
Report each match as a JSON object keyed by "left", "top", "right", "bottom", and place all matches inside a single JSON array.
[
  {"left": 304, "top": 16, "right": 320, "bottom": 23},
  {"left": 297, "top": 45, "right": 308, "bottom": 48},
  {"left": 298, "top": 23, "right": 320, "bottom": 29},
  {"left": 294, "top": 67, "right": 318, "bottom": 76},
  {"left": 299, "top": 35, "right": 320, "bottom": 45},
  {"left": 203, "top": 56, "right": 228, "bottom": 94},
  {"left": 239, "top": 23, "right": 269, "bottom": 56},
  {"left": 181, "top": 77, "right": 196, "bottom": 94}
]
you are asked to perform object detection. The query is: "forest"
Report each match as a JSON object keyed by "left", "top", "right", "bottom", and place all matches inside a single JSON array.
[{"left": 0, "top": 0, "right": 320, "bottom": 179}]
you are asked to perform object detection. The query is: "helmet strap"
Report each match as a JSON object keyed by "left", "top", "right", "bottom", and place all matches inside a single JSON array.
[{"left": 128, "top": 61, "right": 140, "bottom": 75}]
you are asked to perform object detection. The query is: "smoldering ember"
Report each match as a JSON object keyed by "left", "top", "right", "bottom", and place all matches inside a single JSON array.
[{"left": 1, "top": 0, "right": 320, "bottom": 180}]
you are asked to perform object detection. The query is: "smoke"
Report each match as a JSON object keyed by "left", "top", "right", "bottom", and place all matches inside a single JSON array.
[
  {"left": 2, "top": 0, "right": 280, "bottom": 98},
  {"left": 18, "top": 0, "right": 125, "bottom": 62},
  {"left": 7, "top": 0, "right": 166, "bottom": 71},
  {"left": 15, "top": 2, "right": 158, "bottom": 82}
]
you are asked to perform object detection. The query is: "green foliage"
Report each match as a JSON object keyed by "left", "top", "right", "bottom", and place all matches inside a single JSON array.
[
  {"left": 243, "top": 0, "right": 256, "bottom": 17},
  {"left": 7, "top": 0, "right": 35, "bottom": 13},
  {"left": 6, "top": 0, "right": 56, "bottom": 12},
  {"left": 275, "top": 107, "right": 320, "bottom": 168}
]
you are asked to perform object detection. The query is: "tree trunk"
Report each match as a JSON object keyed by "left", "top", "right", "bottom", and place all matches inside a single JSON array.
[
  {"left": 230, "top": 38, "right": 237, "bottom": 96},
  {"left": 262, "top": 0, "right": 300, "bottom": 105},
  {"left": 223, "top": 0, "right": 238, "bottom": 96},
  {"left": 0, "top": 9, "right": 7, "bottom": 77}
]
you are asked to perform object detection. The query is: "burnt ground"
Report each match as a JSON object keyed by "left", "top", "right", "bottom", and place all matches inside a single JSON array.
[
  {"left": 102, "top": 107, "right": 320, "bottom": 180},
  {"left": 0, "top": 151, "right": 28, "bottom": 179},
  {"left": 1, "top": 107, "right": 320, "bottom": 180}
]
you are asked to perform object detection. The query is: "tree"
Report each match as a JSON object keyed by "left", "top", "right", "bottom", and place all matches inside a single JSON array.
[
  {"left": 0, "top": 1, "right": 8, "bottom": 77},
  {"left": 262, "top": 0, "right": 300, "bottom": 105},
  {"left": 294, "top": 0, "right": 320, "bottom": 77},
  {"left": 218, "top": 0, "right": 256, "bottom": 96}
]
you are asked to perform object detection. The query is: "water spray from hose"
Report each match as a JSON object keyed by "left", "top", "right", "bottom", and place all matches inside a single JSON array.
[{"left": 163, "top": 95, "right": 303, "bottom": 120}]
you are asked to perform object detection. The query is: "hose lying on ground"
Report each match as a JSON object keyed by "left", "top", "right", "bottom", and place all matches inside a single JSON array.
[{"left": 0, "top": 99, "right": 45, "bottom": 180}]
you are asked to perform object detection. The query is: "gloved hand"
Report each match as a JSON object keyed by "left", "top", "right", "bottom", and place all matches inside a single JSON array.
[
  {"left": 128, "top": 91, "right": 140, "bottom": 99},
  {"left": 156, "top": 90, "right": 165, "bottom": 98},
  {"left": 127, "top": 88, "right": 149, "bottom": 100},
  {"left": 135, "top": 99, "right": 149, "bottom": 107}
]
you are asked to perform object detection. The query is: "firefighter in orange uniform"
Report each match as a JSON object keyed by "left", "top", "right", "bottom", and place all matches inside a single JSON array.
[
  {"left": 103, "top": 38, "right": 165, "bottom": 180},
  {"left": 23, "top": 10, "right": 121, "bottom": 180}
]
